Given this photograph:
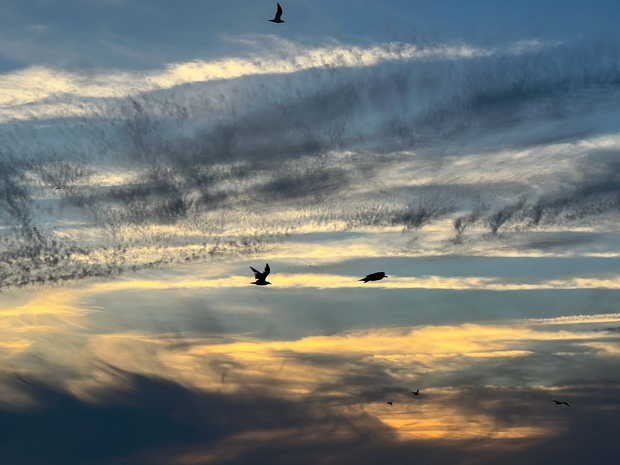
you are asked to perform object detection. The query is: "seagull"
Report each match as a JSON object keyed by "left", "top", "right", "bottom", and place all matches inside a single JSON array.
[
  {"left": 548, "top": 400, "right": 570, "bottom": 407},
  {"left": 411, "top": 389, "right": 420, "bottom": 395},
  {"left": 269, "top": 3, "right": 285, "bottom": 23},
  {"left": 359, "top": 272, "right": 388, "bottom": 283},
  {"left": 54, "top": 187, "right": 63, "bottom": 191},
  {"left": 387, "top": 402, "right": 393, "bottom": 405},
  {"left": 250, "top": 263, "right": 272, "bottom": 285}
]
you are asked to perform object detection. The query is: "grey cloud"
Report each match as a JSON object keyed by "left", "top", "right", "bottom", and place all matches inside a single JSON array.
[
  {"left": 519, "top": 232, "right": 600, "bottom": 251},
  {"left": 6, "top": 367, "right": 619, "bottom": 465},
  {"left": 445, "top": 151, "right": 620, "bottom": 238},
  {"left": 99, "top": 39, "right": 620, "bottom": 167},
  {"left": 0, "top": 368, "right": 398, "bottom": 465},
  {"left": 479, "top": 155, "right": 620, "bottom": 235},
  {"left": 2, "top": 38, "right": 620, "bottom": 288}
]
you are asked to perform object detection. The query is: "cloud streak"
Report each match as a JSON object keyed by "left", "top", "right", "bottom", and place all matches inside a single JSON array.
[{"left": 0, "top": 38, "right": 556, "bottom": 112}]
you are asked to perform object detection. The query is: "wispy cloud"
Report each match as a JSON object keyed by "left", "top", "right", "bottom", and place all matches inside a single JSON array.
[
  {"left": 1, "top": 35, "right": 619, "bottom": 290},
  {"left": 0, "top": 38, "right": 556, "bottom": 112}
]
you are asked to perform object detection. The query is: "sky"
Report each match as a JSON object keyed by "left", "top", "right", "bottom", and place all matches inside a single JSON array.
[{"left": 1, "top": 1, "right": 620, "bottom": 464}]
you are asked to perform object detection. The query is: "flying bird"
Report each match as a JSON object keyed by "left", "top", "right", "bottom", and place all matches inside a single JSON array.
[
  {"left": 250, "top": 263, "right": 272, "bottom": 285},
  {"left": 548, "top": 400, "right": 570, "bottom": 407},
  {"left": 359, "top": 272, "right": 388, "bottom": 283},
  {"left": 269, "top": 3, "right": 285, "bottom": 23},
  {"left": 411, "top": 389, "right": 420, "bottom": 395},
  {"left": 387, "top": 402, "right": 393, "bottom": 405},
  {"left": 54, "top": 187, "right": 63, "bottom": 191}
]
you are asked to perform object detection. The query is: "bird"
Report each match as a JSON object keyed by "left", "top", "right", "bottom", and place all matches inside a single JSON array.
[
  {"left": 359, "top": 272, "right": 388, "bottom": 283},
  {"left": 54, "top": 187, "right": 63, "bottom": 191},
  {"left": 387, "top": 402, "right": 393, "bottom": 405},
  {"left": 548, "top": 400, "right": 570, "bottom": 407},
  {"left": 411, "top": 389, "right": 420, "bottom": 395},
  {"left": 250, "top": 263, "right": 272, "bottom": 285},
  {"left": 269, "top": 3, "right": 285, "bottom": 23}
]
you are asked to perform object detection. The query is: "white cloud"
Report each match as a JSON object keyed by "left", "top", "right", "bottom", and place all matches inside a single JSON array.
[{"left": 0, "top": 38, "right": 558, "bottom": 121}]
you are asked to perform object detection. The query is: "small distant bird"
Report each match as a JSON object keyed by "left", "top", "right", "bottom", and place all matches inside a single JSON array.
[
  {"left": 548, "top": 400, "right": 570, "bottom": 407},
  {"left": 359, "top": 272, "right": 388, "bottom": 283},
  {"left": 269, "top": 3, "right": 285, "bottom": 23},
  {"left": 250, "top": 263, "right": 272, "bottom": 285},
  {"left": 387, "top": 402, "right": 393, "bottom": 405},
  {"left": 54, "top": 187, "right": 63, "bottom": 191},
  {"left": 411, "top": 389, "right": 420, "bottom": 395}
]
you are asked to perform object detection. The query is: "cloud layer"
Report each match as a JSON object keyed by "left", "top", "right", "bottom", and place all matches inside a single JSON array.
[
  {"left": 1, "top": 287, "right": 619, "bottom": 464},
  {"left": 1, "top": 4, "right": 620, "bottom": 463},
  {"left": 0, "top": 35, "right": 619, "bottom": 290}
]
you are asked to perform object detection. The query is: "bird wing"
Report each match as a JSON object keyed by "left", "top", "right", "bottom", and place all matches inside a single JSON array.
[
  {"left": 563, "top": 402, "right": 571, "bottom": 407},
  {"left": 263, "top": 263, "right": 270, "bottom": 278},
  {"left": 275, "top": 3, "right": 283, "bottom": 20},
  {"left": 250, "top": 266, "right": 263, "bottom": 279}
]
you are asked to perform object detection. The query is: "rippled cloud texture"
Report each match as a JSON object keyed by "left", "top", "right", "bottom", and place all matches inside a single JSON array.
[{"left": 1, "top": 1, "right": 620, "bottom": 464}]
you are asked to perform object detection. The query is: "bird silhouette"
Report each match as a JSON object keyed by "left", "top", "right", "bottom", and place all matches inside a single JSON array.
[
  {"left": 269, "top": 3, "right": 285, "bottom": 23},
  {"left": 548, "top": 400, "right": 570, "bottom": 407},
  {"left": 250, "top": 263, "right": 272, "bottom": 285},
  {"left": 54, "top": 187, "right": 63, "bottom": 191},
  {"left": 411, "top": 389, "right": 420, "bottom": 395},
  {"left": 387, "top": 402, "right": 393, "bottom": 405},
  {"left": 359, "top": 272, "right": 388, "bottom": 283}
]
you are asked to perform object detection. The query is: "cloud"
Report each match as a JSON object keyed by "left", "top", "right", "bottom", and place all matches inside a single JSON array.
[
  {"left": 0, "top": 38, "right": 556, "bottom": 111},
  {"left": 92, "top": 272, "right": 620, "bottom": 291},
  {"left": 1, "top": 36, "right": 620, "bottom": 289},
  {"left": 2, "top": 6, "right": 620, "bottom": 463},
  {"left": 0, "top": 370, "right": 398, "bottom": 465},
  {"left": 1, "top": 279, "right": 620, "bottom": 463},
  {"left": 523, "top": 313, "right": 620, "bottom": 325},
  {"left": 75, "top": 317, "right": 620, "bottom": 401},
  {"left": 1, "top": 356, "right": 619, "bottom": 464}
]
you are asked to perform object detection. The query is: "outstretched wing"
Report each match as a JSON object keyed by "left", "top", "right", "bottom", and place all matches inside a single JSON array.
[
  {"left": 275, "top": 3, "right": 283, "bottom": 20},
  {"left": 562, "top": 402, "right": 571, "bottom": 407},
  {"left": 263, "top": 263, "right": 270, "bottom": 278},
  {"left": 250, "top": 266, "right": 263, "bottom": 279}
]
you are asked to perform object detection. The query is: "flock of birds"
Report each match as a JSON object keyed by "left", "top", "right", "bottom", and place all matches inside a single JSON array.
[
  {"left": 249, "top": 259, "right": 572, "bottom": 408},
  {"left": 49, "top": 1, "right": 574, "bottom": 411},
  {"left": 261, "top": 5, "right": 576, "bottom": 409},
  {"left": 257, "top": 4, "right": 574, "bottom": 409}
]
